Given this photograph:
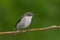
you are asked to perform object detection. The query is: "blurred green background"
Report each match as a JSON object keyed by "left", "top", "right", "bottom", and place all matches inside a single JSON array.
[{"left": 0, "top": 0, "right": 60, "bottom": 40}]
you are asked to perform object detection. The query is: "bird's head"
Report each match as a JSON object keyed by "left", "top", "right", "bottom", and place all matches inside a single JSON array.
[{"left": 24, "top": 12, "right": 34, "bottom": 16}]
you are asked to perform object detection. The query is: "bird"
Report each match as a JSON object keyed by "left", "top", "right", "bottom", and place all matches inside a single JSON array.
[{"left": 14, "top": 12, "right": 34, "bottom": 32}]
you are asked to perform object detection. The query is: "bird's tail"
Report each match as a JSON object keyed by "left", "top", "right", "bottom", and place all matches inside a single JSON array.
[
  {"left": 13, "top": 27, "right": 18, "bottom": 35},
  {"left": 14, "top": 27, "right": 18, "bottom": 31}
]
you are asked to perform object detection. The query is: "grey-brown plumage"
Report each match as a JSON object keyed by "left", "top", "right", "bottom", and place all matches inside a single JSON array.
[
  {"left": 15, "top": 16, "right": 22, "bottom": 27},
  {"left": 14, "top": 12, "right": 33, "bottom": 31}
]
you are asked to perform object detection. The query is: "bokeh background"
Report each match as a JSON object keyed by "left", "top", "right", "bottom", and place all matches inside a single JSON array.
[{"left": 0, "top": 0, "right": 60, "bottom": 40}]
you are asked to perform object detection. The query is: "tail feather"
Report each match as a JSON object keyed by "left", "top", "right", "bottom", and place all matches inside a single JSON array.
[
  {"left": 13, "top": 28, "right": 18, "bottom": 35},
  {"left": 14, "top": 28, "right": 18, "bottom": 31}
]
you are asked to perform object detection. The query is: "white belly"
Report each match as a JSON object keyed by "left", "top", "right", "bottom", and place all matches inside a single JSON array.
[{"left": 17, "top": 16, "right": 32, "bottom": 28}]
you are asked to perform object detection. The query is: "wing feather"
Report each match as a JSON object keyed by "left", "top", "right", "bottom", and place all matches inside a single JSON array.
[{"left": 15, "top": 16, "right": 23, "bottom": 27}]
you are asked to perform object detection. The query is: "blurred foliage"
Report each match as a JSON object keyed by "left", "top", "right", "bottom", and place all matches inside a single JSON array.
[{"left": 0, "top": 0, "right": 60, "bottom": 40}]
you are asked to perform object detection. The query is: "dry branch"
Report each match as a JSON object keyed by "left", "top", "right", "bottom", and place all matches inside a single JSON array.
[{"left": 0, "top": 25, "right": 60, "bottom": 34}]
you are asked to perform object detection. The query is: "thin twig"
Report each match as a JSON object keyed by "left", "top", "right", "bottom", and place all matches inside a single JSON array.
[{"left": 0, "top": 25, "right": 60, "bottom": 34}]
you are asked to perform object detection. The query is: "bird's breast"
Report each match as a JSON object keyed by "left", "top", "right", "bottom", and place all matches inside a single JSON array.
[{"left": 20, "top": 16, "right": 32, "bottom": 28}]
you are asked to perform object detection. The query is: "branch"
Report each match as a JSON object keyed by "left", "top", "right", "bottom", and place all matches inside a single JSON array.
[{"left": 0, "top": 25, "right": 60, "bottom": 34}]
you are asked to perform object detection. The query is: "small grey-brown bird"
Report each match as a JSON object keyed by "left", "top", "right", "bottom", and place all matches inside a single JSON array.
[{"left": 14, "top": 12, "right": 34, "bottom": 32}]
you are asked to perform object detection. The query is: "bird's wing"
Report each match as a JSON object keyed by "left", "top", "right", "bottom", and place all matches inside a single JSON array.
[{"left": 15, "top": 16, "right": 23, "bottom": 27}]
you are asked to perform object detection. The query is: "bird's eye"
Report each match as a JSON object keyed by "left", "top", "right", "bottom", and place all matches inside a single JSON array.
[{"left": 28, "top": 14, "right": 30, "bottom": 15}]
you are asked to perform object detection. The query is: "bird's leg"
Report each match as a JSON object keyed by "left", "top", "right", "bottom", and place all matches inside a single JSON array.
[
  {"left": 25, "top": 28, "right": 29, "bottom": 32},
  {"left": 19, "top": 28, "right": 23, "bottom": 32}
]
